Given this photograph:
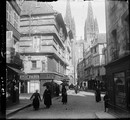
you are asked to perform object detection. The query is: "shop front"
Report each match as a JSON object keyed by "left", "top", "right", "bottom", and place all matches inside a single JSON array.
[
  {"left": 105, "top": 55, "right": 130, "bottom": 112},
  {"left": 6, "top": 65, "right": 24, "bottom": 107},
  {"left": 20, "top": 74, "right": 40, "bottom": 94}
]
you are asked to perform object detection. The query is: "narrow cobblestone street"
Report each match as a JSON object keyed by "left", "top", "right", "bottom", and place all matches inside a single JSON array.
[{"left": 8, "top": 90, "right": 106, "bottom": 119}]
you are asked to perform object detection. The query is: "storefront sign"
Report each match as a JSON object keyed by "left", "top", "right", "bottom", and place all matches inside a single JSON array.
[
  {"left": 20, "top": 74, "right": 39, "bottom": 80},
  {"left": 40, "top": 73, "right": 55, "bottom": 79}
]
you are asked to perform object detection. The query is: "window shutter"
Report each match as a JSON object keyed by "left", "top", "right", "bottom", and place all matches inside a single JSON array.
[{"left": 6, "top": 31, "right": 13, "bottom": 40}]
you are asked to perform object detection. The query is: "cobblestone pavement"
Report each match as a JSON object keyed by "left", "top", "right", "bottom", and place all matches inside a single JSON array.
[{"left": 7, "top": 90, "right": 116, "bottom": 119}]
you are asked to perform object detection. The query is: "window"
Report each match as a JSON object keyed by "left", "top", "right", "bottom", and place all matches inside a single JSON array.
[
  {"left": 112, "top": 29, "right": 117, "bottom": 48},
  {"left": 14, "top": 11, "right": 19, "bottom": 30},
  {"left": 42, "top": 61, "right": 45, "bottom": 71},
  {"left": 93, "top": 46, "right": 97, "bottom": 53},
  {"left": 32, "top": 61, "right": 37, "bottom": 68}
]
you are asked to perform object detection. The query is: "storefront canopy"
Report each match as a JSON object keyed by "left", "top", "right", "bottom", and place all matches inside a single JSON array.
[{"left": 7, "top": 66, "right": 25, "bottom": 75}]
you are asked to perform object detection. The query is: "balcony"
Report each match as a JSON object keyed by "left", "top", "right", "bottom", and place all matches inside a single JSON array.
[
  {"left": 12, "top": 52, "right": 23, "bottom": 67},
  {"left": 6, "top": 47, "right": 23, "bottom": 67}
]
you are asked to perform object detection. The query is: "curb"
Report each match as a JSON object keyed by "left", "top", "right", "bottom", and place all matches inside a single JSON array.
[{"left": 6, "top": 104, "right": 32, "bottom": 118}]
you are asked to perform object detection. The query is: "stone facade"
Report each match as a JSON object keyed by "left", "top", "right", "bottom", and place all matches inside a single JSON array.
[
  {"left": 18, "top": 1, "right": 68, "bottom": 94},
  {"left": 6, "top": 0, "right": 23, "bottom": 107},
  {"left": 105, "top": 0, "right": 130, "bottom": 112}
]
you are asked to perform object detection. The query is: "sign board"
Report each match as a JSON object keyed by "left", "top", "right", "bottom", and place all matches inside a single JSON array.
[
  {"left": 40, "top": 73, "right": 55, "bottom": 80},
  {"left": 20, "top": 74, "right": 39, "bottom": 80}
]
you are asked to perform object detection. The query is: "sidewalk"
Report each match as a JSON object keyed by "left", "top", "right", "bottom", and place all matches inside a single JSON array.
[
  {"left": 6, "top": 99, "right": 32, "bottom": 118},
  {"left": 95, "top": 111, "right": 116, "bottom": 119}
]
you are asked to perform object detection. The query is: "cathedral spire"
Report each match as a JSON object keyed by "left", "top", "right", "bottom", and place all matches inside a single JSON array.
[
  {"left": 84, "top": 1, "right": 95, "bottom": 45},
  {"left": 64, "top": 0, "right": 76, "bottom": 39},
  {"left": 94, "top": 18, "right": 99, "bottom": 34},
  {"left": 64, "top": 0, "right": 72, "bottom": 30},
  {"left": 86, "top": 1, "right": 94, "bottom": 34}
]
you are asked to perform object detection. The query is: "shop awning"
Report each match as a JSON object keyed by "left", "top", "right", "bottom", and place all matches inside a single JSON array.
[
  {"left": 7, "top": 66, "right": 25, "bottom": 75},
  {"left": 53, "top": 80, "right": 63, "bottom": 85}
]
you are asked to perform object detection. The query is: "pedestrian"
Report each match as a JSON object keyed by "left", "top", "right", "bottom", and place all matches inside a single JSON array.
[
  {"left": 61, "top": 85, "right": 67, "bottom": 104},
  {"left": 75, "top": 85, "right": 78, "bottom": 94},
  {"left": 43, "top": 85, "right": 52, "bottom": 108},
  {"left": 30, "top": 90, "right": 42, "bottom": 110},
  {"left": 103, "top": 91, "right": 109, "bottom": 112},
  {"left": 95, "top": 87, "right": 101, "bottom": 102},
  {"left": 56, "top": 85, "right": 60, "bottom": 96}
]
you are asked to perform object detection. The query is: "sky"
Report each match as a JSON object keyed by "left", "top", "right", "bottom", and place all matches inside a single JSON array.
[{"left": 48, "top": 0, "right": 106, "bottom": 40}]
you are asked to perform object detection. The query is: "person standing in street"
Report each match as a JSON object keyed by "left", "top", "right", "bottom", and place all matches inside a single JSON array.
[
  {"left": 55, "top": 84, "right": 60, "bottom": 96},
  {"left": 95, "top": 87, "right": 101, "bottom": 102},
  {"left": 43, "top": 85, "right": 52, "bottom": 108},
  {"left": 75, "top": 85, "right": 78, "bottom": 94},
  {"left": 103, "top": 91, "right": 109, "bottom": 112},
  {"left": 61, "top": 85, "right": 67, "bottom": 104},
  {"left": 30, "top": 90, "right": 42, "bottom": 110}
]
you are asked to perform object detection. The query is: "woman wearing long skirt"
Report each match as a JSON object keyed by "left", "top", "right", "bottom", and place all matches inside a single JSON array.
[
  {"left": 103, "top": 92, "right": 109, "bottom": 112},
  {"left": 95, "top": 88, "right": 101, "bottom": 102},
  {"left": 62, "top": 85, "right": 67, "bottom": 104},
  {"left": 43, "top": 85, "right": 52, "bottom": 108},
  {"left": 30, "top": 90, "right": 41, "bottom": 110}
]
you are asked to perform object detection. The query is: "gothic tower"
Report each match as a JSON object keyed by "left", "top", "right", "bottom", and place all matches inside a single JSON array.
[
  {"left": 64, "top": 0, "right": 76, "bottom": 39},
  {"left": 64, "top": 0, "right": 72, "bottom": 30},
  {"left": 84, "top": 1, "right": 95, "bottom": 49},
  {"left": 94, "top": 18, "right": 99, "bottom": 35}
]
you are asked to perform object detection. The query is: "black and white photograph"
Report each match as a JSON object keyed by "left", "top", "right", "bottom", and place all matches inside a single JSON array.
[{"left": 1, "top": 0, "right": 130, "bottom": 119}]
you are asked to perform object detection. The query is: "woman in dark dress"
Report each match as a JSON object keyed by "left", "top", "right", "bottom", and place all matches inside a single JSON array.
[
  {"left": 43, "top": 85, "right": 52, "bottom": 108},
  {"left": 95, "top": 88, "right": 101, "bottom": 102},
  {"left": 30, "top": 90, "right": 41, "bottom": 110},
  {"left": 62, "top": 85, "right": 67, "bottom": 104},
  {"left": 56, "top": 85, "right": 60, "bottom": 96},
  {"left": 103, "top": 92, "right": 109, "bottom": 112}
]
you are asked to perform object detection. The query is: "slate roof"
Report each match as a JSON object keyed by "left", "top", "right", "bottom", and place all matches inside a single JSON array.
[{"left": 21, "top": 1, "right": 55, "bottom": 16}]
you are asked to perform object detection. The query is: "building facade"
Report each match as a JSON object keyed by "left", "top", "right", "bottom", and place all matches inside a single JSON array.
[
  {"left": 77, "top": 34, "right": 106, "bottom": 91},
  {"left": 77, "top": 60, "right": 85, "bottom": 88},
  {"left": 6, "top": 0, "right": 24, "bottom": 107},
  {"left": 105, "top": 0, "right": 130, "bottom": 112},
  {"left": 19, "top": 1, "right": 68, "bottom": 96},
  {"left": 77, "top": 1, "right": 106, "bottom": 90}
]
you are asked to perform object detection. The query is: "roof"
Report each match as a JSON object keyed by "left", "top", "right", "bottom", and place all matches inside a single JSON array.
[{"left": 21, "top": 1, "right": 55, "bottom": 16}]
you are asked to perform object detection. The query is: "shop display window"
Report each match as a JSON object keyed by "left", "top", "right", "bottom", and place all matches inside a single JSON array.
[{"left": 114, "top": 72, "right": 126, "bottom": 108}]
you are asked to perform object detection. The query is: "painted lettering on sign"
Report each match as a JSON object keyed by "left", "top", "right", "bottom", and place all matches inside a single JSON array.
[
  {"left": 40, "top": 73, "right": 55, "bottom": 79},
  {"left": 20, "top": 75, "right": 39, "bottom": 80}
]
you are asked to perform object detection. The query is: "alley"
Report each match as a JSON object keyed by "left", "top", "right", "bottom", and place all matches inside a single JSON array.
[{"left": 8, "top": 90, "right": 105, "bottom": 119}]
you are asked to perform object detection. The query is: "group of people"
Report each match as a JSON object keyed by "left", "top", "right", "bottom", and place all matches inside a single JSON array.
[{"left": 30, "top": 85, "right": 67, "bottom": 110}]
